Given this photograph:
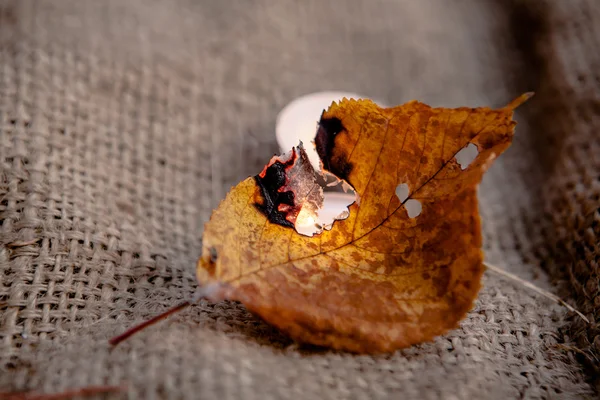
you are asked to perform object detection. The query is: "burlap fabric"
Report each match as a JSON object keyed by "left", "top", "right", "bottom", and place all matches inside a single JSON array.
[{"left": 0, "top": 1, "right": 598, "bottom": 399}]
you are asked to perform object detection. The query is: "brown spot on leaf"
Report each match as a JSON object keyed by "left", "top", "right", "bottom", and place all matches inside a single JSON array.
[
  {"left": 432, "top": 265, "right": 451, "bottom": 298},
  {"left": 315, "top": 115, "right": 353, "bottom": 181}
]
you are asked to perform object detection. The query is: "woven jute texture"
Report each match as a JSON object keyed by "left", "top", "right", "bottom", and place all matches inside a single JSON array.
[{"left": 0, "top": 0, "right": 598, "bottom": 399}]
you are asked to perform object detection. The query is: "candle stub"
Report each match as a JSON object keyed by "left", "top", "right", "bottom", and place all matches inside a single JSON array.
[{"left": 275, "top": 91, "right": 386, "bottom": 236}]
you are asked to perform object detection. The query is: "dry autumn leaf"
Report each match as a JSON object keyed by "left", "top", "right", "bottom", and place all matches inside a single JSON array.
[
  {"left": 109, "top": 95, "right": 535, "bottom": 351},
  {"left": 193, "top": 93, "right": 533, "bottom": 353}
]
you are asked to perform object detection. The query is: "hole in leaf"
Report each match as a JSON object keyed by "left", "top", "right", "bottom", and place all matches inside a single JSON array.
[
  {"left": 395, "top": 183, "right": 409, "bottom": 203},
  {"left": 405, "top": 199, "right": 422, "bottom": 218},
  {"left": 455, "top": 143, "right": 478, "bottom": 170},
  {"left": 254, "top": 143, "right": 358, "bottom": 237},
  {"left": 295, "top": 166, "right": 357, "bottom": 237},
  {"left": 395, "top": 183, "right": 421, "bottom": 218},
  {"left": 317, "top": 186, "right": 355, "bottom": 229},
  {"left": 209, "top": 247, "right": 218, "bottom": 263}
]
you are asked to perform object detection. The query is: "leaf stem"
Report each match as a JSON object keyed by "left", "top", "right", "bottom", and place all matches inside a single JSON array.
[
  {"left": 484, "top": 261, "right": 589, "bottom": 323},
  {"left": 503, "top": 92, "right": 535, "bottom": 111},
  {"left": 0, "top": 385, "right": 124, "bottom": 400},
  {"left": 108, "top": 284, "right": 223, "bottom": 346},
  {"left": 109, "top": 301, "right": 191, "bottom": 346}
]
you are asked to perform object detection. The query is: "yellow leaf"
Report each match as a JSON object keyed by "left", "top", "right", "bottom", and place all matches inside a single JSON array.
[{"left": 197, "top": 93, "right": 532, "bottom": 353}]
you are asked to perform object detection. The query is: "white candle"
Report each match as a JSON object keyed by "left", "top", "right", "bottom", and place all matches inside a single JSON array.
[{"left": 275, "top": 91, "right": 386, "bottom": 235}]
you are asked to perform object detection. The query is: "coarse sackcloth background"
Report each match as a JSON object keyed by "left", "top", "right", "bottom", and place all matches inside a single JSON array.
[{"left": 0, "top": 1, "right": 599, "bottom": 399}]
